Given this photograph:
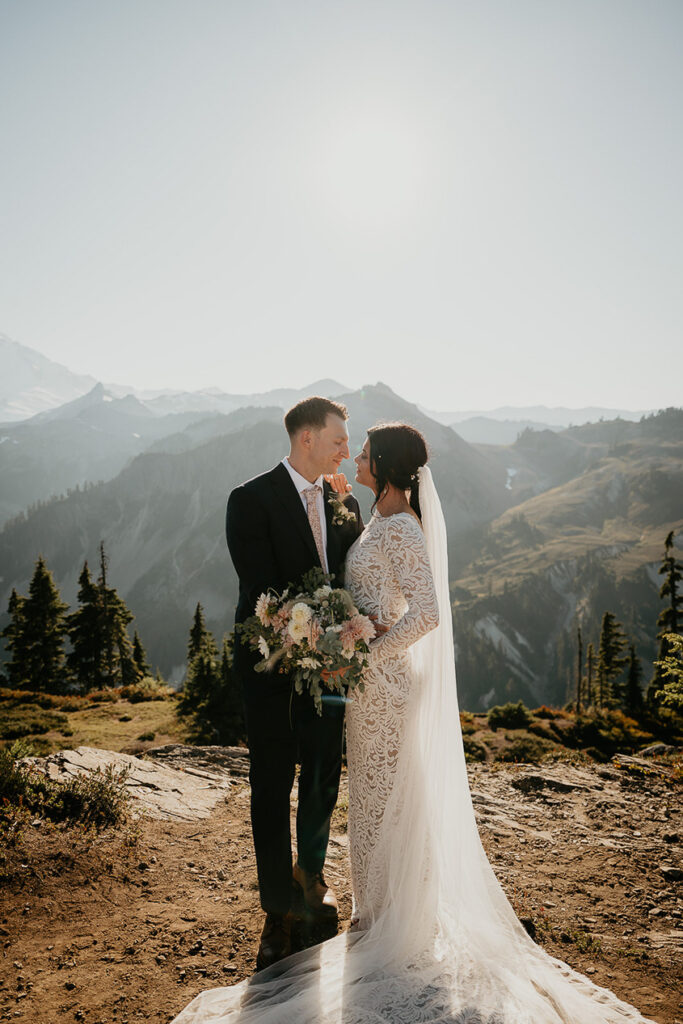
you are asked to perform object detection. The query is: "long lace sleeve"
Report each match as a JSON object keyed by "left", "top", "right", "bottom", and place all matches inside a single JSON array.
[{"left": 368, "top": 515, "right": 439, "bottom": 664}]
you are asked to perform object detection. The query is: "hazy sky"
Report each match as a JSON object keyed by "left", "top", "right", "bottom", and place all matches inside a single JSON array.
[{"left": 1, "top": 0, "right": 681, "bottom": 410}]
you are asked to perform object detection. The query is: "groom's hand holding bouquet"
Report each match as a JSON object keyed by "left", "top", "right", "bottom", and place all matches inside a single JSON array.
[{"left": 236, "top": 566, "right": 376, "bottom": 714}]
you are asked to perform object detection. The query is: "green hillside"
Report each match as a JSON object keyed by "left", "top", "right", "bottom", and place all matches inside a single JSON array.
[{"left": 453, "top": 411, "right": 683, "bottom": 708}]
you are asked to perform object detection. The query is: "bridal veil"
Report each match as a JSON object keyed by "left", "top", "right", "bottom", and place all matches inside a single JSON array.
[{"left": 171, "top": 466, "right": 656, "bottom": 1024}]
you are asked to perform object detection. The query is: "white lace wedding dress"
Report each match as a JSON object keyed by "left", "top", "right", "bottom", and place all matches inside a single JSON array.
[
  {"left": 170, "top": 471, "right": 658, "bottom": 1024},
  {"left": 345, "top": 511, "right": 440, "bottom": 925}
]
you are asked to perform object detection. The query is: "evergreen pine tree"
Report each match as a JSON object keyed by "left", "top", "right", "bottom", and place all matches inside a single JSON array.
[
  {"left": 98, "top": 543, "right": 116, "bottom": 685},
  {"left": 109, "top": 589, "right": 136, "bottom": 685},
  {"left": 1, "top": 589, "right": 29, "bottom": 688},
  {"left": 659, "top": 531, "right": 682, "bottom": 634},
  {"left": 625, "top": 643, "right": 644, "bottom": 714},
  {"left": 585, "top": 642, "right": 595, "bottom": 707},
  {"left": 552, "top": 631, "right": 572, "bottom": 706},
  {"left": 178, "top": 626, "right": 220, "bottom": 734},
  {"left": 132, "top": 631, "right": 151, "bottom": 679},
  {"left": 188, "top": 603, "right": 209, "bottom": 662},
  {"left": 218, "top": 633, "right": 246, "bottom": 745},
  {"left": 21, "top": 556, "right": 70, "bottom": 693},
  {"left": 97, "top": 543, "right": 137, "bottom": 687},
  {"left": 596, "top": 612, "right": 628, "bottom": 707},
  {"left": 67, "top": 562, "right": 105, "bottom": 692},
  {"left": 576, "top": 626, "right": 583, "bottom": 713},
  {"left": 653, "top": 633, "right": 683, "bottom": 711},
  {"left": 178, "top": 622, "right": 246, "bottom": 745},
  {"left": 649, "top": 531, "right": 683, "bottom": 702}
]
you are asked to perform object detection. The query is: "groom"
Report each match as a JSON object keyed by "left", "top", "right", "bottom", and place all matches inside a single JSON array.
[{"left": 226, "top": 396, "right": 363, "bottom": 969}]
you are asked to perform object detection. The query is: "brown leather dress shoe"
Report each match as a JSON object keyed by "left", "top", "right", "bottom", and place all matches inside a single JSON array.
[
  {"left": 256, "top": 912, "right": 292, "bottom": 970},
  {"left": 292, "top": 863, "right": 339, "bottom": 920}
]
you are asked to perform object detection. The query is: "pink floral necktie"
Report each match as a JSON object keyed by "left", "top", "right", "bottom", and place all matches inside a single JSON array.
[{"left": 303, "top": 485, "right": 327, "bottom": 571}]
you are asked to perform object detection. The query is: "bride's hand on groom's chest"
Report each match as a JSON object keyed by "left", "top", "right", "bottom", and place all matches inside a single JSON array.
[{"left": 324, "top": 473, "right": 353, "bottom": 495}]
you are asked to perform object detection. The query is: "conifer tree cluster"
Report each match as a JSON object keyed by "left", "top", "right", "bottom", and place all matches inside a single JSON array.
[
  {"left": 572, "top": 530, "right": 682, "bottom": 716},
  {"left": 647, "top": 530, "right": 683, "bottom": 707},
  {"left": 573, "top": 613, "right": 638, "bottom": 713},
  {"left": 177, "top": 603, "right": 245, "bottom": 745},
  {"left": 1, "top": 543, "right": 151, "bottom": 694}
]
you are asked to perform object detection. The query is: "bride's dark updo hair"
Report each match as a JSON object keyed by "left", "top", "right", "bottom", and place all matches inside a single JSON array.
[{"left": 367, "top": 422, "right": 429, "bottom": 519}]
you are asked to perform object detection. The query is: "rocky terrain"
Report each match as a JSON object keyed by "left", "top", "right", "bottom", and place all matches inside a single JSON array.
[{"left": 0, "top": 745, "right": 680, "bottom": 1023}]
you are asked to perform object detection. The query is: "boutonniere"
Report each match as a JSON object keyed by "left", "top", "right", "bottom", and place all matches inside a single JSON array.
[{"left": 328, "top": 494, "right": 356, "bottom": 526}]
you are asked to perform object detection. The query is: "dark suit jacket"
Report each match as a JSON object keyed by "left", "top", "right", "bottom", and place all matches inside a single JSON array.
[{"left": 226, "top": 462, "right": 364, "bottom": 694}]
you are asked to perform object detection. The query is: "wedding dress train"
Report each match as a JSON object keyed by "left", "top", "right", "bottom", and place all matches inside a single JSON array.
[{"left": 170, "top": 468, "right": 657, "bottom": 1024}]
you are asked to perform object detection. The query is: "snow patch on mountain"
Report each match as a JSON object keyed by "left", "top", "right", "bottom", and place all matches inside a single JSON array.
[{"left": 0, "top": 335, "right": 97, "bottom": 422}]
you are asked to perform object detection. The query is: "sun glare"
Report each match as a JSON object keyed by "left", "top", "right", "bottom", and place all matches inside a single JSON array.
[{"left": 313, "top": 105, "right": 438, "bottom": 233}]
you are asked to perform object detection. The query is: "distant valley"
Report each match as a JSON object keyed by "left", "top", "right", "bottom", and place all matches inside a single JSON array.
[{"left": 0, "top": 337, "right": 681, "bottom": 708}]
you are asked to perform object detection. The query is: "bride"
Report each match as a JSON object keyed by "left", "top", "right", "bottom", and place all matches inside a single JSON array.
[{"left": 171, "top": 422, "right": 657, "bottom": 1024}]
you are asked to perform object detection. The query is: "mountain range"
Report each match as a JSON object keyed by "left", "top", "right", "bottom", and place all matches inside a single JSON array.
[
  {"left": 427, "top": 403, "right": 654, "bottom": 428},
  {"left": 0, "top": 336, "right": 680, "bottom": 707},
  {"left": 2, "top": 334, "right": 652, "bottom": 439},
  {"left": 0, "top": 383, "right": 513, "bottom": 683}
]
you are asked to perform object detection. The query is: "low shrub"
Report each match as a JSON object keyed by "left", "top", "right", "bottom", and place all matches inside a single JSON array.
[
  {"left": 22, "top": 737, "right": 52, "bottom": 756},
  {"left": 561, "top": 710, "right": 654, "bottom": 757},
  {"left": 528, "top": 721, "right": 555, "bottom": 740},
  {"left": 0, "top": 742, "right": 131, "bottom": 830},
  {"left": 86, "top": 689, "right": 118, "bottom": 703},
  {"left": 547, "top": 719, "right": 571, "bottom": 742},
  {"left": 49, "top": 764, "right": 132, "bottom": 827},
  {"left": 543, "top": 747, "right": 595, "bottom": 767},
  {"left": 460, "top": 712, "right": 477, "bottom": 736},
  {"left": 121, "top": 677, "right": 170, "bottom": 703},
  {"left": 495, "top": 734, "right": 555, "bottom": 764},
  {"left": 57, "top": 698, "right": 84, "bottom": 712},
  {"left": 488, "top": 701, "right": 533, "bottom": 731},
  {"left": 532, "top": 705, "right": 561, "bottom": 719},
  {"left": 463, "top": 737, "right": 488, "bottom": 762},
  {"left": 0, "top": 689, "right": 86, "bottom": 711},
  {"left": 570, "top": 929, "right": 602, "bottom": 955},
  {"left": 137, "top": 731, "right": 155, "bottom": 742},
  {"left": 0, "top": 740, "right": 36, "bottom": 801}
]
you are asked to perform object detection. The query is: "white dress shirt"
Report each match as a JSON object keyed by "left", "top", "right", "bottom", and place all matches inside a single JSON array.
[{"left": 281, "top": 457, "right": 329, "bottom": 572}]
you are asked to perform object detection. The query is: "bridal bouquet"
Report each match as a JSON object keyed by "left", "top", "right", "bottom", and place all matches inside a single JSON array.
[{"left": 237, "top": 568, "right": 376, "bottom": 714}]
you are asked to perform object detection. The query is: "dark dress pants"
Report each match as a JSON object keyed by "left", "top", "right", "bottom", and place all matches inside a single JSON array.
[{"left": 243, "top": 681, "right": 345, "bottom": 915}]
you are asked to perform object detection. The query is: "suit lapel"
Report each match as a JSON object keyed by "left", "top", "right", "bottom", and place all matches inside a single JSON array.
[
  {"left": 323, "top": 480, "right": 334, "bottom": 532},
  {"left": 323, "top": 480, "right": 343, "bottom": 575},
  {"left": 269, "top": 463, "right": 320, "bottom": 565}
]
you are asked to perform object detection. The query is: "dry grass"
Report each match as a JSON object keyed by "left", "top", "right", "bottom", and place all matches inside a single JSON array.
[{"left": 0, "top": 694, "right": 189, "bottom": 756}]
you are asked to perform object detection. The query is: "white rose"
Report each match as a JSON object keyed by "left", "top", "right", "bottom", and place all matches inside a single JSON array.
[
  {"left": 288, "top": 620, "right": 307, "bottom": 643},
  {"left": 291, "top": 602, "right": 312, "bottom": 625}
]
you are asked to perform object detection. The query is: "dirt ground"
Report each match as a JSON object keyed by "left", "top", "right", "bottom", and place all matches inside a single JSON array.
[{"left": 0, "top": 761, "right": 681, "bottom": 1024}]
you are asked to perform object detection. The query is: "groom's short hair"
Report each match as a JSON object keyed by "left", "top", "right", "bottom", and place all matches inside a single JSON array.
[{"left": 284, "top": 396, "right": 348, "bottom": 437}]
